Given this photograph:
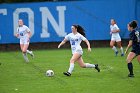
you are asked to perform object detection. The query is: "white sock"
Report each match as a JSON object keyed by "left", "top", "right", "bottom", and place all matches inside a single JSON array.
[
  {"left": 27, "top": 50, "right": 32, "bottom": 54},
  {"left": 22, "top": 53, "right": 29, "bottom": 62},
  {"left": 85, "top": 63, "right": 95, "bottom": 68},
  {"left": 120, "top": 47, "right": 124, "bottom": 54},
  {"left": 68, "top": 63, "right": 74, "bottom": 74},
  {"left": 112, "top": 46, "right": 118, "bottom": 52}
]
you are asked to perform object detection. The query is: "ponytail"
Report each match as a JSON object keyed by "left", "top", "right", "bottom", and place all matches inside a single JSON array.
[{"left": 72, "top": 24, "right": 86, "bottom": 37}]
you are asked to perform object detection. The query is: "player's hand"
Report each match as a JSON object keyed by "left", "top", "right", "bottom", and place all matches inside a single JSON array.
[
  {"left": 58, "top": 44, "right": 61, "bottom": 48},
  {"left": 88, "top": 47, "right": 91, "bottom": 52},
  {"left": 14, "top": 34, "right": 19, "bottom": 38},
  {"left": 110, "top": 31, "right": 112, "bottom": 35}
]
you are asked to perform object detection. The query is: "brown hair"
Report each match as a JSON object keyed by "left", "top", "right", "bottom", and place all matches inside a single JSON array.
[{"left": 72, "top": 24, "right": 86, "bottom": 37}]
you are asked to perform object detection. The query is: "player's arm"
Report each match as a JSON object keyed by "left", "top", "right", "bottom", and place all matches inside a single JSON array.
[
  {"left": 14, "top": 29, "right": 19, "bottom": 38},
  {"left": 58, "top": 38, "right": 67, "bottom": 48},
  {"left": 14, "top": 33, "right": 19, "bottom": 38},
  {"left": 125, "top": 40, "right": 132, "bottom": 54},
  {"left": 83, "top": 39, "right": 91, "bottom": 52},
  {"left": 27, "top": 31, "right": 31, "bottom": 38},
  {"left": 111, "top": 29, "right": 120, "bottom": 33}
]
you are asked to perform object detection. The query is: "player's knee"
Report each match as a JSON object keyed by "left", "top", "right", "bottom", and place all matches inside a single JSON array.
[
  {"left": 22, "top": 50, "right": 27, "bottom": 53},
  {"left": 137, "top": 59, "right": 140, "bottom": 63},
  {"left": 126, "top": 58, "right": 131, "bottom": 63},
  {"left": 70, "top": 59, "right": 75, "bottom": 63},
  {"left": 110, "top": 44, "right": 113, "bottom": 48}
]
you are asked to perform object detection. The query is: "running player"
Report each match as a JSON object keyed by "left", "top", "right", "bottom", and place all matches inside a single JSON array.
[
  {"left": 58, "top": 24, "right": 100, "bottom": 76},
  {"left": 125, "top": 20, "right": 140, "bottom": 77},
  {"left": 15, "top": 19, "right": 34, "bottom": 62},
  {"left": 110, "top": 19, "right": 124, "bottom": 56}
]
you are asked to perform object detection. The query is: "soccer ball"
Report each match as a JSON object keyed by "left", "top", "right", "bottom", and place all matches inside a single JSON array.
[{"left": 46, "top": 70, "right": 54, "bottom": 77}]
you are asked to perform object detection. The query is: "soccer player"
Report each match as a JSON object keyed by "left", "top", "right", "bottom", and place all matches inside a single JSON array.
[
  {"left": 125, "top": 20, "right": 140, "bottom": 77},
  {"left": 110, "top": 19, "right": 124, "bottom": 56},
  {"left": 15, "top": 19, "right": 34, "bottom": 62},
  {"left": 58, "top": 24, "right": 100, "bottom": 76}
]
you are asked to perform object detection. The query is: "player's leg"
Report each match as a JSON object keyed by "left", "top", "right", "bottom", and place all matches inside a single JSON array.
[
  {"left": 24, "top": 38, "right": 34, "bottom": 58},
  {"left": 110, "top": 40, "right": 118, "bottom": 56},
  {"left": 77, "top": 57, "right": 100, "bottom": 72},
  {"left": 20, "top": 39, "right": 28, "bottom": 62},
  {"left": 22, "top": 44, "right": 29, "bottom": 62},
  {"left": 116, "top": 41, "right": 124, "bottom": 56},
  {"left": 27, "top": 49, "right": 34, "bottom": 58},
  {"left": 137, "top": 55, "right": 140, "bottom": 64},
  {"left": 20, "top": 44, "right": 24, "bottom": 52},
  {"left": 63, "top": 53, "right": 81, "bottom": 76},
  {"left": 126, "top": 52, "right": 136, "bottom": 77}
]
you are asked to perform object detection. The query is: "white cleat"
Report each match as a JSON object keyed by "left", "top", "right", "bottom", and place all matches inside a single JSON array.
[
  {"left": 24, "top": 57, "right": 29, "bottom": 62},
  {"left": 23, "top": 54, "right": 29, "bottom": 62},
  {"left": 30, "top": 51, "right": 34, "bottom": 59}
]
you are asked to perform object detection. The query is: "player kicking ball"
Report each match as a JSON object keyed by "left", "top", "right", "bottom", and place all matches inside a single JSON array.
[
  {"left": 15, "top": 19, "right": 34, "bottom": 62},
  {"left": 58, "top": 24, "right": 100, "bottom": 76}
]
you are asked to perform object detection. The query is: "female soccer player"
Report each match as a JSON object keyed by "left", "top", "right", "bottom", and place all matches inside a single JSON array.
[
  {"left": 110, "top": 19, "right": 124, "bottom": 56},
  {"left": 15, "top": 19, "right": 34, "bottom": 62},
  {"left": 58, "top": 24, "right": 100, "bottom": 76},
  {"left": 125, "top": 20, "right": 140, "bottom": 77}
]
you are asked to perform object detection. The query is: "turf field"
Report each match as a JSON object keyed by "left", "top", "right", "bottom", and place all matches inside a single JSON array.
[{"left": 0, "top": 48, "right": 140, "bottom": 93}]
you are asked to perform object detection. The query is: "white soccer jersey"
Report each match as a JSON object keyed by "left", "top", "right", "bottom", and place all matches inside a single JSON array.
[
  {"left": 65, "top": 32, "right": 87, "bottom": 54},
  {"left": 110, "top": 24, "right": 121, "bottom": 41},
  {"left": 110, "top": 24, "right": 120, "bottom": 37},
  {"left": 17, "top": 25, "right": 30, "bottom": 39}
]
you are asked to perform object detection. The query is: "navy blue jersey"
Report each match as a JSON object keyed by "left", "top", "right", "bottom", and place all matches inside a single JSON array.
[{"left": 129, "top": 28, "right": 140, "bottom": 51}]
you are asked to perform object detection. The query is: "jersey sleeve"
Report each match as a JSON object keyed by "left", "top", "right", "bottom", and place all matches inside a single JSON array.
[
  {"left": 25, "top": 26, "right": 30, "bottom": 32},
  {"left": 114, "top": 24, "right": 119, "bottom": 30},
  {"left": 65, "top": 34, "right": 70, "bottom": 41},
  {"left": 80, "top": 34, "right": 87, "bottom": 41}
]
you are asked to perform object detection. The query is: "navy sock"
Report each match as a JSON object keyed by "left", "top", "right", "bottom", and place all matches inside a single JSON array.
[{"left": 127, "top": 63, "right": 133, "bottom": 75}]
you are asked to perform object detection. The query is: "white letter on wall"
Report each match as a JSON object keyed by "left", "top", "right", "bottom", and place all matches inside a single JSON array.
[
  {"left": 40, "top": 6, "right": 66, "bottom": 38},
  {"left": 13, "top": 8, "right": 34, "bottom": 36},
  {"left": 0, "top": 9, "right": 7, "bottom": 40}
]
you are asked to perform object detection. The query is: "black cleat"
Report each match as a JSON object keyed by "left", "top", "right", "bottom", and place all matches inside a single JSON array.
[
  {"left": 63, "top": 72, "right": 71, "bottom": 76},
  {"left": 128, "top": 74, "right": 134, "bottom": 77},
  {"left": 95, "top": 64, "right": 100, "bottom": 72}
]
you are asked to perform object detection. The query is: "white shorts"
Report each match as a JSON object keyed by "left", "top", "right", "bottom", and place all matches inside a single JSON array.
[
  {"left": 111, "top": 36, "right": 121, "bottom": 42},
  {"left": 73, "top": 50, "right": 83, "bottom": 55},
  {"left": 20, "top": 38, "right": 29, "bottom": 44}
]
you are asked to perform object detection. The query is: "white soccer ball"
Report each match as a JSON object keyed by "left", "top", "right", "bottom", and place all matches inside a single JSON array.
[{"left": 46, "top": 70, "right": 54, "bottom": 77}]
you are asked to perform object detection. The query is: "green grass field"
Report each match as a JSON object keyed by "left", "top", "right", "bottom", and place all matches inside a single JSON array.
[{"left": 0, "top": 48, "right": 140, "bottom": 93}]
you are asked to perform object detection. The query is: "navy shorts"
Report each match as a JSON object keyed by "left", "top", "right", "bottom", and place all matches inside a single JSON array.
[{"left": 131, "top": 49, "right": 140, "bottom": 55}]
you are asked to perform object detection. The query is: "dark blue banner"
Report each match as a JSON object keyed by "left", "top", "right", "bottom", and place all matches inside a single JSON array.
[{"left": 0, "top": 0, "right": 139, "bottom": 44}]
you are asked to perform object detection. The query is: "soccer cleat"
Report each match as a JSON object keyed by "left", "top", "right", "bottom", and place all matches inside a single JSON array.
[
  {"left": 23, "top": 54, "right": 29, "bottom": 62},
  {"left": 128, "top": 74, "right": 134, "bottom": 77},
  {"left": 30, "top": 51, "right": 34, "bottom": 58},
  {"left": 63, "top": 72, "right": 71, "bottom": 76},
  {"left": 121, "top": 53, "right": 124, "bottom": 57},
  {"left": 95, "top": 64, "right": 100, "bottom": 72},
  {"left": 24, "top": 57, "right": 29, "bottom": 62},
  {"left": 115, "top": 51, "right": 118, "bottom": 56}
]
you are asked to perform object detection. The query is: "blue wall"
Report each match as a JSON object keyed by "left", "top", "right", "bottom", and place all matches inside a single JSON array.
[{"left": 0, "top": 0, "right": 139, "bottom": 44}]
